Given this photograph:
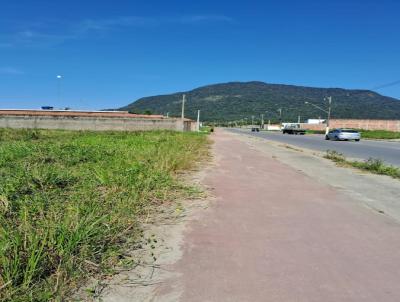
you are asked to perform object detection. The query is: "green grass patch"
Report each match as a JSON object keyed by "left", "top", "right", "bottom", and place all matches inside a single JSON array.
[
  {"left": 199, "top": 126, "right": 213, "bottom": 133},
  {"left": 305, "top": 130, "right": 326, "bottom": 135},
  {"left": 0, "top": 129, "right": 209, "bottom": 301},
  {"left": 324, "top": 150, "right": 400, "bottom": 179},
  {"left": 358, "top": 129, "right": 400, "bottom": 140}
]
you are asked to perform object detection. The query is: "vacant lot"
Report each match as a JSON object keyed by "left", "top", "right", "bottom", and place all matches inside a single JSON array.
[{"left": 0, "top": 129, "right": 208, "bottom": 301}]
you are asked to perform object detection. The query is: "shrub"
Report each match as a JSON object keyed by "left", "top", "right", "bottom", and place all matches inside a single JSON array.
[{"left": 324, "top": 150, "right": 345, "bottom": 163}]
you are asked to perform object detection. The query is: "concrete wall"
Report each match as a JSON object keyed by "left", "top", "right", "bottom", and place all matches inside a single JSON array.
[
  {"left": 300, "top": 123, "right": 326, "bottom": 131},
  {"left": 265, "top": 124, "right": 282, "bottom": 131},
  {"left": 300, "top": 119, "right": 400, "bottom": 132},
  {"left": 184, "top": 120, "right": 198, "bottom": 132},
  {"left": 330, "top": 119, "right": 400, "bottom": 132},
  {"left": 0, "top": 115, "right": 191, "bottom": 132}
]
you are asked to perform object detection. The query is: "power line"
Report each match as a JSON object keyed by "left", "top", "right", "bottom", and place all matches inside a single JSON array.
[{"left": 372, "top": 80, "right": 400, "bottom": 90}]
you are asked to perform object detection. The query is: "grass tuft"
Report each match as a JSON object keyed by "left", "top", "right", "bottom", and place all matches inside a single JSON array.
[{"left": 325, "top": 150, "right": 400, "bottom": 179}]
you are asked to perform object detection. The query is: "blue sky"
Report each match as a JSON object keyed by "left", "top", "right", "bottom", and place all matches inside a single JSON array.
[{"left": 1, "top": 0, "right": 399, "bottom": 110}]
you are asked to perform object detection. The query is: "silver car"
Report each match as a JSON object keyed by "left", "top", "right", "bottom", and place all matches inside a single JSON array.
[{"left": 325, "top": 129, "right": 361, "bottom": 141}]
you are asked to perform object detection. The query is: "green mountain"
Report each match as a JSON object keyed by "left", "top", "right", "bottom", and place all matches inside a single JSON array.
[{"left": 120, "top": 81, "right": 400, "bottom": 122}]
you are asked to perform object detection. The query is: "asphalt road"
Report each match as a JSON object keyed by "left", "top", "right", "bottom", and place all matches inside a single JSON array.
[{"left": 229, "top": 128, "right": 400, "bottom": 167}]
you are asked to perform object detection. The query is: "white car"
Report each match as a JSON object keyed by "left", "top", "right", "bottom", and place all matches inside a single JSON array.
[{"left": 325, "top": 129, "right": 361, "bottom": 141}]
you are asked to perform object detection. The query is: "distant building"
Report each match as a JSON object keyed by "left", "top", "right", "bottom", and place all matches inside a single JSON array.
[{"left": 307, "top": 119, "right": 326, "bottom": 124}]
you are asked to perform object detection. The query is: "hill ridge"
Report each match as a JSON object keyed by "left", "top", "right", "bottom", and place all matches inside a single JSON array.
[{"left": 120, "top": 81, "right": 400, "bottom": 122}]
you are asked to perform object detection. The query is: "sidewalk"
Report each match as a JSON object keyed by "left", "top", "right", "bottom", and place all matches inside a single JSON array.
[{"left": 158, "top": 129, "right": 400, "bottom": 302}]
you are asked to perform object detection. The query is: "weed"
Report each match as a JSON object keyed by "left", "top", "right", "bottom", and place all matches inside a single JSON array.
[
  {"left": 324, "top": 150, "right": 400, "bottom": 179},
  {"left": 352, "top": 158, "right": 400, "bottom": 178},
  {"left": 324, "top": 150, "right": 346, "bottom": 163}
]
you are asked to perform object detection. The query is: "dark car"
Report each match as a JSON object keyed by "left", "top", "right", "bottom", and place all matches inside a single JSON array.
[{"left": 282, "top": 123, "right": 306, "bottom": 135}]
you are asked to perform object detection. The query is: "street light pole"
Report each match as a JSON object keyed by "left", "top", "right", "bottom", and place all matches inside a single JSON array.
[
  {"left": 261, "top": 114, "right": 264, "bottom": 129},
  {"left": 326, "top": 96, "right": 332, "bottom": 133},
  {"left": 278, "top": 108, "right": 282, "bottom": 125},
  {"left": 56, "top": 75, "right": 62, "bottom": 104},
  {"left": 305, "top": 96, "right": 332, "bottom": 134},
  {"left": 181, "top": 94, "right": 186, "bottom": 119},
  {"left": 196, "top": 110, "right": 200, "bottom": 132}
]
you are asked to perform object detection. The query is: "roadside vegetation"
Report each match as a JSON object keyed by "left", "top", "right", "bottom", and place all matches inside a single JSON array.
[
  {"left": 200, "top": 126, "right": 214, "bottom": 133},
  {"left": 358, "top": 129, "right": 400, "bottom": 140},
  {"left": 0, "top": 128, "right": 209, "bottom": 301},
  {"left": 305, "top": 130, "right": 325, "bottom": 135},
  {"left": 306, "top": 129, "right": 400, "bottom": 139},
  {"left": 324, "top": 150, "right": 400, "bottom": 179}
]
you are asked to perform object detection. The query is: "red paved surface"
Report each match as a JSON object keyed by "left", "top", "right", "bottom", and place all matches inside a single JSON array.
[{"left": 165, "top": 129, "right": 400, "bottom": 301}]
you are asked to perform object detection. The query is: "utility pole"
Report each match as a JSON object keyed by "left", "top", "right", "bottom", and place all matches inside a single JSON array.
[
  {"left": 326, "top": 96, "right": 332, "bottom": 134},
  {"left": 298, "top": 115, "right": 301, "bottom": 123},
  {"left": 252, "top": 115, "right": 255, "bottom": 126},
  {"left": 57, "top": 75, "right": 62, "bottom": 104},
  {"left": 261, "top": 114, "right": 264, "bottom": 129},
  {"left": 181, "top": 94, "right": 186, "bottom": 119},
  {"left": 278, "top": 108, "right": 282, "bottom": 125},
  {"left": 304, "top": 96, "right": 332, "bottom": 134},
  {"left": 196, "top": 110, "right": 200, "bottom": 132}
]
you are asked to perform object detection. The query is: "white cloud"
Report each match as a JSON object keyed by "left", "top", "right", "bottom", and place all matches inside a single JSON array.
[
  {"left": 77, "top": 16, "right": 159, "bottom": 33},
  {"left": 0, "top": 67, "right": 25, "bottom": 75},
  {"left": 2, "top": 14, "right": 234, "bottom": 48},
  {"left": 180, "top": 15, "right": 234, "bottom": 24},
  {"left": 75, "top": 15, "right": 233, "bottom": 33}
]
